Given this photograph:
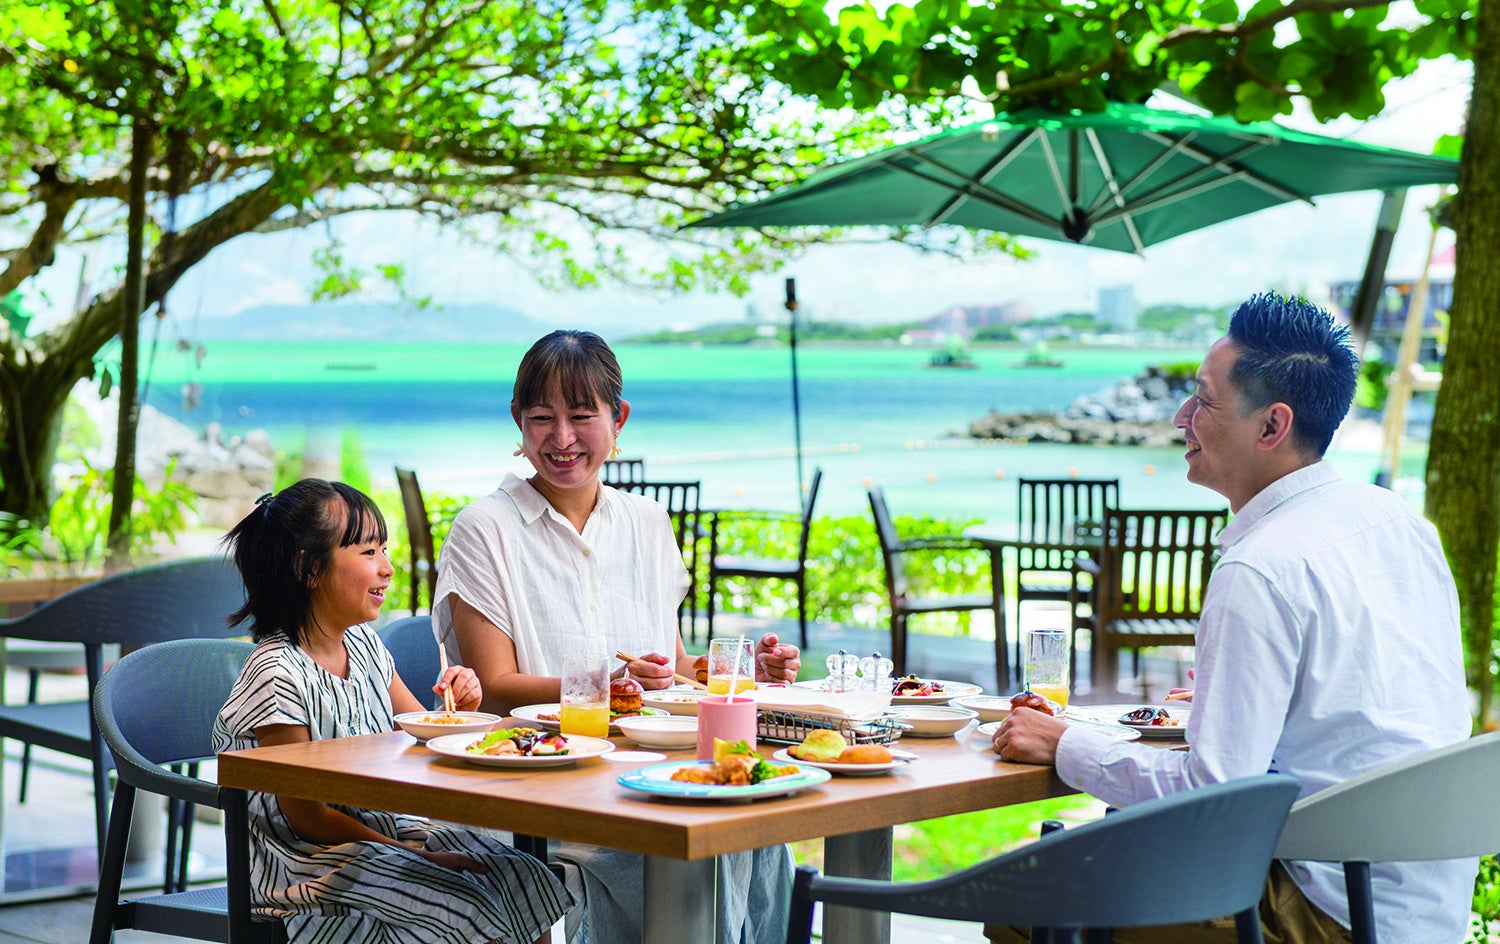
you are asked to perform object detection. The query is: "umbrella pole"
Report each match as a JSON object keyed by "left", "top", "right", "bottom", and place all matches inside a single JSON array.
[
  {"left": 1348, "top": 189, "right": 1407, "bottom": 358},
  {"left": 785, "top": 278, "right": 805, "bottom": 497}
]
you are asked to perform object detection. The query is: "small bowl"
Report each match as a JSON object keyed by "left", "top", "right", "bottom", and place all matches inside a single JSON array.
[
  {"left": 614, "top": 714, "right": 699, "bottom": 750},
  {"left": 889, "top": 705, "right": 979, "bottom": 738},
  {"left": 395, "top": 711, "right": 502, "bottom": 742},
  {"left": 952, "top": 694, "right": 1013, "bottom": 723},
  {"left": 640, "top": 688, "right": 709, "bottom": 717}
]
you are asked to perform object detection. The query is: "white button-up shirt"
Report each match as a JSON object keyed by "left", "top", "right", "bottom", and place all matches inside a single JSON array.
[{"left": 1057, "top": 461, "right": 1474, "bottom": 943}]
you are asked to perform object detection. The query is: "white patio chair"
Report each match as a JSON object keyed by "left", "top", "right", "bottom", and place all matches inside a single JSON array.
[{"left": 1274, "top": 730, "right": 1500, "bottom": 944}]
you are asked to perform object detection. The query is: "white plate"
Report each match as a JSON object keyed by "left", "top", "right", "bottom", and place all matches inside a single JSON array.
[
  {"left": 891, "top": 679, "right": 983, "bottom": 705},
  {"left": 393, "top": 711, "right": 502, "bottom": 742},
  {"left": 616, "top": 760, "right": 831, "bottom": 800},
  {"left": 951, "top": 695, "right": 1014, "bottom": 722},
  {"left": 511, "top": 703, "right": 668, "bottom": 733},
  {"left": 426, "top": 732, "right": 615, "bottom": 768},
  {"left": 1064, "top": 704, "right": 1189, "bottom": 739},
  {"left": 1114, "top": 705, "right": 1190, "bottom": 739},
  {"left": 770, "top": 746, "right": 913, "bottom": 776},
  {"left": 975, "top": 718, "right": 1142, "bottom": 742},
  {"left": 640, "top": 688, "right": 709, "bottom": 716},
  {"left": 614, "top": 715, "right": 699, "bottom": 749},
  {"left": 888, "top": 705, "right": 978, "bottom": 737}
]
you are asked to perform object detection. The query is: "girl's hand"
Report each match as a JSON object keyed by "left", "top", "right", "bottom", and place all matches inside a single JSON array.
[
  {"left": 436, "top": 666, "right": 482, "bottom": 712},
  {"left": 419, "top": 848, "right": 485, "bottom": 873}
]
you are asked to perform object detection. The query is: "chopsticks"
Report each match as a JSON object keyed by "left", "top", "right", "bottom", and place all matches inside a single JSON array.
[
  {"left": 438, "top": 643, "right": 458, "bottom": 716},
  {"left": 614, "top": 650, "right": 710, "bottom": 691},
  {"left": 1164, "top": 690, "right": 1193, "bottom": 701}
]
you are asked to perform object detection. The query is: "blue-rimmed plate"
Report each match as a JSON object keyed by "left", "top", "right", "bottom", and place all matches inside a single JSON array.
[{"left": 616, "top": 760, "right": 831, "bottom": 801}]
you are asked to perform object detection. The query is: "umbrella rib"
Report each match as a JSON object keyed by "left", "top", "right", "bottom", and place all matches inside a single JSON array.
[
  {"left": 925, "top": 130, "right": 1040, "bottom": 228},
  {"left": 1036, "top": 134, "right": 1075, "bottom": 214},
  {"left": 1092, "top": 171, "right": 1258, "bottom": 227},
  {"left": 1140, "top": 133, "right": 1314, "bottom": 204},
  {"left": 889, "top": 151, "right": 1060, "bottom": 230},
  {"left": 1083, "top": 128, "right": 1145, "bottom": 255},
  {"left": 1086, "top": 132, "right": 1199, "bottom": 216}
]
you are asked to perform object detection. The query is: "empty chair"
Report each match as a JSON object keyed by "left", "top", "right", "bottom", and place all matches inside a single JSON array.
[
  {"left": 787, "top": 773, "right": 1301, "bottom": 944},
  {"left": 0, "top": 556, "right": 247, "bottom": 863},
  {"left": 1274, "top": 731, "right": 1500, "bottom": 944},
  {"left": 89, "top": 637, "right": 285, "bottom": 943},
  {"left": 395, "top": 466, "right": 437, "bottom": 615},
  {"left": 378, "top": 614, "right": 442, "bottom": 710},
  {"left": 868, "top": 487, "right": 1006, "bottom": 690},
  {"left": 600, "top": 457, "right": 647, "bottom": 484},
  {"left": 611, "top": 480, "right": 703, "bottom": 638},
  {"left": 706, "top": 468, "right": 822, "bottom": 649},
  {"left": 1012, "top": 477, "right": 1118, "bottom": 668},
  {"left": 1071, "top": 506, "right": 1227, "bottom": 697}
]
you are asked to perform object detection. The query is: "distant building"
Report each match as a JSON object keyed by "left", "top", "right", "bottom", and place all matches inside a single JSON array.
[
  {"left": 918, "top": 301, "right": 1033, "bottom": 338},
  {"left": 1326, "top": 275, "right": 1452, "bottom": 363},
  {"left": 1097, "top": 284, "right": 1137, "bottom": 331}
]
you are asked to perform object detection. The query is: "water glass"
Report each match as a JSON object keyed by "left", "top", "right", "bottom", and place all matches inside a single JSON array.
[
  {"left": 1024, "top": 628, "right": 1071, "bottom": 713},
  {"left": 559, "top": 651, "right": 610, "bottom": 738},
  {"left": 706, "top": 637, "right": 756, "bottom": 696}
]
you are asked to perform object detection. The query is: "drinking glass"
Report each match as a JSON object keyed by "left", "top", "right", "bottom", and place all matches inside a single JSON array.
[
  {"left": 706, "top": 637, "right": 756, "bottom": 696},
  {"left": 1024, "top": 628, "right": 1071, "bottom": 713},
  {"left": 559, "top": 651, "right": 611, "bottom": 738}
]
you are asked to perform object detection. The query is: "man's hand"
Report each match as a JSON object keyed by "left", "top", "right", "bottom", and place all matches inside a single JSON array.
[
  {"left": 991, "top": 707, "right": 1068, "bottom": 765},
  {"left": 755, "top": 633, "right": 800, "bottom": 684}
]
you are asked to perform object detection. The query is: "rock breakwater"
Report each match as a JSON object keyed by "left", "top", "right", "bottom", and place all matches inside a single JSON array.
[{"left": 968, "top": 367, "right": 1193, "bottom": 448}]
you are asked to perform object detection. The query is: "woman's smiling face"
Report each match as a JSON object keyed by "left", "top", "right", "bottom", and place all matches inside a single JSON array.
[{"left": 514, "top": 385, "right": 627, "bottom": 495}]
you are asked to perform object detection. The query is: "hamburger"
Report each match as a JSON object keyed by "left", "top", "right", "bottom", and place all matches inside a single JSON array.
[
  {"left": 609, "top": 677, "right": 644, "bottom": 717},
  {"left": 692, "top": 654, "right": 709, "bottom": 686}
]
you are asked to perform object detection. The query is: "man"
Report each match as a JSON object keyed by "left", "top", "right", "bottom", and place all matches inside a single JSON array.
[{"left": 993, "top": 293, "right": 1473, "bottom": 943}]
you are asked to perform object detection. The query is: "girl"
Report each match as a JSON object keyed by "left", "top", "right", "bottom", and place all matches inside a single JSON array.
[{"left": 212, "top": 478, "right": 572, "bottom": 944}]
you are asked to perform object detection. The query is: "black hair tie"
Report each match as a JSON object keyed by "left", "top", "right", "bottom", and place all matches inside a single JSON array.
[{"left": 256, "top": 492, "right": 274, "bottom": 505}]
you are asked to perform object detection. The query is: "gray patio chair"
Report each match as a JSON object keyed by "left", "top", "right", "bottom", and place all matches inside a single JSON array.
[
  {"left": 378, "top": 614, "right": 441, "bottom": 710},
  {"left": 1274, "top": 731, "right": 1500, "bottom": 944},
  {"left": 0, "top": 555, "right": 247, "bottom": 874},
  {"left": 786, "top": 773, "right": 1301, "bottom": 944},
  {"left": 89, "top": 637, "right": 285, "bottom": 944}
]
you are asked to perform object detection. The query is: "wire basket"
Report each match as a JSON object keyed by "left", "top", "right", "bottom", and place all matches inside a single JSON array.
[{"left": 756, "top": 708, "right": 905, "bottom": 746}]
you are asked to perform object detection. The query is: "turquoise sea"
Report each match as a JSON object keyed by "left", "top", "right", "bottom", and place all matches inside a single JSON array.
[{"left": 143, "top": 340, "right": 1412, "bottom": 519}]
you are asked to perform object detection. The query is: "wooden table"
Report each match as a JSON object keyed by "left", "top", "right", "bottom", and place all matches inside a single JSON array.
[{"left": 218, "top": 725, "right": 1074, "bottom": 944}]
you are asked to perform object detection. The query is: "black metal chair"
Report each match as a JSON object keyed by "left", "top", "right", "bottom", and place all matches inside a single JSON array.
[
  {"left": 378, "top": 614, "right": 441, "bottom": 711},
  {"left": 600, "top": 457, "right": 647, "bottom": 484},
  {"left": 1012, "top": 477, "right": 1119, "bottom": 670},
  {"left": 89, "top": 637, "right": 286, "bottom": 944},
  {"left": 394, "top": 466, "right": 437, "bottom": 615},
  {"left": 786, "top": 773, "right": 1301, "bottom": 944},
  {"left": 611, "top": 480, "right": 703, "bottom": 639},
  {"left": 0, "top": 556, "right": 247, "bottom": 871},
  {"left": 868, "top": 487, "right": 1005, "bottom": 690},
  {"left": 706, "top": 468, "right": 822, "bottom": 649}
]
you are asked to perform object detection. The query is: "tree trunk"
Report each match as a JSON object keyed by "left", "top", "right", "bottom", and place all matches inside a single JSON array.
[{"left": 1427, "top": 0, "right": 1500, "bottom": 727}]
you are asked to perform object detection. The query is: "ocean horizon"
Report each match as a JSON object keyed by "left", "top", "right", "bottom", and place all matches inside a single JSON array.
[{"left": 142, "top": 340, "right": 1423, "bottom": 519}]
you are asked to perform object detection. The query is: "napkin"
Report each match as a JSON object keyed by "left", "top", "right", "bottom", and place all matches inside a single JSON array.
[{"left": 745, "top": 686, "right": 892, "bottom": 722}]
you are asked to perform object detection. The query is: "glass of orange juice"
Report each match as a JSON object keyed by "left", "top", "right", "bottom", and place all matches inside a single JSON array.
[
  {"left": 706, "top": 637, "right": 756, "bottom": 695},
  {"left": 1025, "top": 628, "right": 1071, "bottom": 714},
  {"left": 559, "top": 651, "right": 610, "bottom": 738}
]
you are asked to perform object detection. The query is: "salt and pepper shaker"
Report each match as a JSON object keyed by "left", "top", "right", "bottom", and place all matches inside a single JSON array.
[
  {"left": 859, "top": 652, "right": 894, "bottom": 692},
  {"left": 824, "top": 649, "right": 860, "bottom": 693}
]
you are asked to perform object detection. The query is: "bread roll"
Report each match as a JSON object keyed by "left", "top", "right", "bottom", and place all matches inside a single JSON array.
[
  {"left": 789, "top": 729, "right": 848, "bottom": 763},
  {"left": 837, "top": 745, "right": 893, "bottom": 765}
]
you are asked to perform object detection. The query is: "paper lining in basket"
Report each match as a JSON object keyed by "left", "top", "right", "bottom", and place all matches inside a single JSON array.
[{"left": 746, "top": 686, "right": 891, "bottom": 722}]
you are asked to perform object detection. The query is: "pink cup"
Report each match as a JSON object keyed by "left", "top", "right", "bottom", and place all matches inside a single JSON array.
[{"left": 696, "top": 695, "right": 758, "bottom": 761}]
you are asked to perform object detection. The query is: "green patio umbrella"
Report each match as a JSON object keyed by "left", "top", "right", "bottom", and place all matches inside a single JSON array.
[{"left": 691, "top": 102, "right": 1458, "bottom": 254}]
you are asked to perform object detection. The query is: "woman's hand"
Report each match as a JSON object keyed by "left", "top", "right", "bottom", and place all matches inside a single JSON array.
[
  {"left": 755, "top": 633, "right": 800, "bottom": 684},
  {"left": 627, "top": 651, "right": 676, "bottom": 690},
  {"left": 436, "top": 665, "right": 483, "bottom": 712}
]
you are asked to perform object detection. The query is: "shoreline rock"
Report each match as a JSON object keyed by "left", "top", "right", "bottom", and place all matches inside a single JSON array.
[{"left": 968, "top": 367, "right": 1193, "bottom": 447}]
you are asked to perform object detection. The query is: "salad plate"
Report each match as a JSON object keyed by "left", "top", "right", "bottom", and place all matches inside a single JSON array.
[{"left": 426, "top": 732, "right": 615, "bottom": 768}]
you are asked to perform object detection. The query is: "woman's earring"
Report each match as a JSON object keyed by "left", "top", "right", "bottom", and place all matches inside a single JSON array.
[
  {"left": 610, "top": 443, "right": 621, "bottom": 460},
  {"left": 514, "top": 441, "right": 524, "bottom": 457}
]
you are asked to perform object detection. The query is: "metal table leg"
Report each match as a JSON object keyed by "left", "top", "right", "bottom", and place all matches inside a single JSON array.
[
  {"left": 644, "top": 854, "right": 715, "bottom": 944},
  {"left": 823, "top": 827, "right": 893, "bottom": 944}
]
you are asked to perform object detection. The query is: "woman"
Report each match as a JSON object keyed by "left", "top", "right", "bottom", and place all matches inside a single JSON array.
[{"left": 433, "top": 329, "right": 800, "bottom": 944}]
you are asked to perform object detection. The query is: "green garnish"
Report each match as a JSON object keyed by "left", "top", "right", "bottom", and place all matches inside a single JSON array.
[{"left": 750, "top": 758, "right": 779, "bottom": 784}]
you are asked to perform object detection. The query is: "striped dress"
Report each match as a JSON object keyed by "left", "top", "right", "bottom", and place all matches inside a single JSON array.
[{"left": 212, "top": 625, "right": 573, "bottom": 944}]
